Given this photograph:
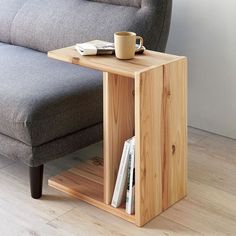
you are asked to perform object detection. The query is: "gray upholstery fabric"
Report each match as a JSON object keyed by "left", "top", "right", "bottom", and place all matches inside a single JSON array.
[
  {"left": 0, "top": 0, "right": 27, "bottom": 43},
  {"left": 87, "top": 0, "right": 141, "bottom": 8},
  {"left": 0, "top": 0, "right": 172, "bottom": 167},
  {"left": 0, "top": 123, "right": 103, "bottom": 167},
  {"left": 9, "top": 0, "right": 172, "bottom": 52},
  {"left": 0, "top": 44, "right": 103, "bottom": 146}
]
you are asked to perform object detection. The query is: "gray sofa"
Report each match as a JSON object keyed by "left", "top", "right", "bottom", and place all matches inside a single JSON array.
[{"left": 0, "top": 0, "right": 172, "bottom": 198}]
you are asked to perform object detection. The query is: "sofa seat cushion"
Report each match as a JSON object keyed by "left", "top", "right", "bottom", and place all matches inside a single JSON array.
[{"left": 0, "top": 44, "right": 103, "bottom": 146}]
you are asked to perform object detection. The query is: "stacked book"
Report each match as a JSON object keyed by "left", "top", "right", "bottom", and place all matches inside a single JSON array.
[{"left": 111, "top": 137, "right": 135, "bottom": 215}]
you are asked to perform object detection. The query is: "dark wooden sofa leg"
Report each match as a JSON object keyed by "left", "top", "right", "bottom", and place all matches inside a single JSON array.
[{"left": 29, "top": 165, "right": 44, "bottom": 199}]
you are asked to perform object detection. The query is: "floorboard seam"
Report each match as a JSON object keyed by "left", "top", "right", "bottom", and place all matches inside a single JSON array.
[
  {"left": 46, "top": 208, "right": 75, "bottom": 225},
  {"left": 161, "top": 215, "right": 203, "bottom": 235}
]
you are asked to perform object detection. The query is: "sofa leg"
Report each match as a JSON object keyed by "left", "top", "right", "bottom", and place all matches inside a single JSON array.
[{"left": 29, "top": 165, "right": 44, "bottom": 199}]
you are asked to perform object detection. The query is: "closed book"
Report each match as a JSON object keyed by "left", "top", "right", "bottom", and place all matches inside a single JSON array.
[
  {"left": 75, "top": 40, "right": 114, "bottom": 56},
  {"left": 111, "top": 138, "right": 132, "bottom": 208},
  {"left": 126, "top": 137, "right": 135, "bottom": 215}
]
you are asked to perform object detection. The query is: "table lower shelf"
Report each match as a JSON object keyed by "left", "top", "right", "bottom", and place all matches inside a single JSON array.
[{"left": 48, "top": 157, "right": 135, "bottom": 224}]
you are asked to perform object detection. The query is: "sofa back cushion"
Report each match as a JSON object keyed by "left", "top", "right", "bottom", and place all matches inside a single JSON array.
[
  {"left": 0, "top": 0, "right": 172, "bottom": 52},
  {"left": 0, "top": 0, "right": 27, "bottom": 43}
]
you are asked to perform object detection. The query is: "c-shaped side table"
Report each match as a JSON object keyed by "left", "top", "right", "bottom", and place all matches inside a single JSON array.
[{"left": 48, "top": 47, "right": 188, "bottom": 227}]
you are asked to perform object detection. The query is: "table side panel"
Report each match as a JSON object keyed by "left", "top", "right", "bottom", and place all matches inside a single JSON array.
[
  {"left": 135, "top": 67, "right": 164, "bottom": 226},
  {"left": 162, "top": 58, "right": 188, "bottom": 210}
]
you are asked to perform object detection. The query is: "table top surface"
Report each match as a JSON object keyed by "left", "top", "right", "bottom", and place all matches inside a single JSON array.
[{"left": 48, "top": 46, "right": 185, "bottom": 78}]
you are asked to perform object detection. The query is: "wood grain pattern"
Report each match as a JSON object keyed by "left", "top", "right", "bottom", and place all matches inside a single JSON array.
[
  {"left": 1, "top": 129, "right": 236, "bottom": 235},
  {"left": 135, "top": 67, "right": 164, "bottom": 226},
  {"left": 0, "top": 128, "right": 236, "bottom": 236},
  {"left": 162, "top": 58, "right": 188, "bottom": 210},
  {"left": 103, "top": 73, "right": 134, "bottom": 204},
  {"left": 48, "top": 46, "right": 183, "bottom": 78},
  {"left": 134, "top": 59, "right": 187, "bottom": 226},
  {"left": 48, "top": 47, "right": 188, "bottom": 226},
  {"left": 48, "top": 157, "right": 135, "bottom": 224}
]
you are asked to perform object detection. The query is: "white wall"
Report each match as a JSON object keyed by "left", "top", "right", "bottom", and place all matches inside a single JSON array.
[{"left": 166, "top": 0, "right": 236, "bottom": 139}]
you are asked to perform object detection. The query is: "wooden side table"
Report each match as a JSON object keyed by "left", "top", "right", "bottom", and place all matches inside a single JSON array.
[{"left": 48, "top": 47, "right": 188, "bottom": 227}]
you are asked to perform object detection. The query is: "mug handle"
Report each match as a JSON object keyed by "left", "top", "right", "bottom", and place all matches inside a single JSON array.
[{"left": 136, "top": 36, "right": 144, "bottom": 50}]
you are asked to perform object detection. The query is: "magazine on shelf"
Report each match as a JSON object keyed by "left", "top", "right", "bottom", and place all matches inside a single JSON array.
[
  {"left": 75, "top": 40, "right": 145, "bottom": 56},
  {"left": 126, "top": 137, "right": 135, "bottom": 215},
  {"left": 111, "top": 138, "right": 132, "bottom": 208}
]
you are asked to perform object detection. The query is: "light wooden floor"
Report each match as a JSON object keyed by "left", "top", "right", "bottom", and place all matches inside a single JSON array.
[{"left": 0, "top": 127, "right": 236, "bottom": 236}]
